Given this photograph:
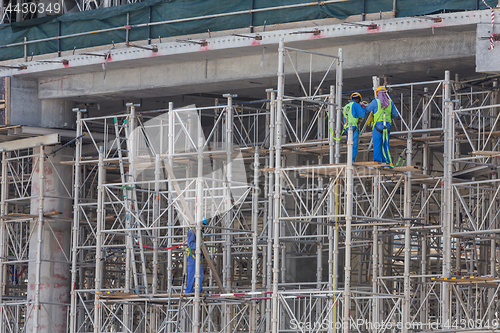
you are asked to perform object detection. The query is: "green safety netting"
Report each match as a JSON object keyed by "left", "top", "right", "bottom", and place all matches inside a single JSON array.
[{"left": 0, "top": 0, "right": 491, "bottom": 61}]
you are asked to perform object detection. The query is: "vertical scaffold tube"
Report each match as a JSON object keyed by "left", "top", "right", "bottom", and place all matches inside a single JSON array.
[
  {"left": 372, "top": 174, "right": 380, "bottom": 332},
  {"left": 442, "top": 70, "right": 453, "bottom": 326},
  {"left": 94, "top": 147, "right": 104, "bottom": 333},
  {"left": 250, "top": 146, "right": 259, "bottom": 333},
  {"left": 328, "top": 84, "right": 335, "bottom": 333},
  {"left": 403, "top": 132, "right": 412, "bottom": 333},
  {"left": 266, "top": 90, "right": 275, "bottom": 333},
  {"left": 343, "top": 123, "right": 354, "bottom": 333},
  {"left": 0, "top": 152, "right": 7, "bottom": 333},
  {"left": 151, "top": 154, "right": 160, "bottom": 332},
  {"left": 193, "top": 108, "right": 204, "bottom": 333},
  {"left": 70, "top": 110, "right": 83, "bottom": 333},
  {"left": 223, "top": 94, "right": 234, "bottom": 333},
  {"left": 167, "top": 102, "right": 174, "bottom": 294},
  {"left": 272, "top": 37, "right": 285, "bottom": 333}
]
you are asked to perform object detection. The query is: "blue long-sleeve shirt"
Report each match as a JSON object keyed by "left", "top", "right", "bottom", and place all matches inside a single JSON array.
[
  {"left": 187, "top": 228, "right": 197, "bottom": 251},
  {"left": 187, "top": 228, "right": 204, "bottom": 258},
  {"left": 342, "top": 100, "right": 367, "bottom": 126},
  {"left": 366, "top": 99, "right": 399, "bottom": 121}
]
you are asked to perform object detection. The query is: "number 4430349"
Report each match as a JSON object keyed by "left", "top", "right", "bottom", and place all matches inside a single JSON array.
[{"left": 5, "top": 2, "right": 61, "bottom": 14}]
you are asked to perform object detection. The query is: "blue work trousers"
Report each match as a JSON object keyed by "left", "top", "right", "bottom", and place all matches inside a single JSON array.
[
  {"left": 372, "top": 123, "right": 392, "bottom": 164},
  {"left": 185, "top": 255, "right": 204, "bottom": 293},
  {"left": 344, "top": 127, "right": 359, "bottom": 163}
]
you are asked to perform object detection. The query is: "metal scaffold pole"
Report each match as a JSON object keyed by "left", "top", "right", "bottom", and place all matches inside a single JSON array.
[
  {"left": 0, "top": 151, "right": 7, "bottom": 333},
  {"left": 167, "top": 101, "right": 174, "bottom": 295},
  {"left": 343, "top": 123, "right": 353, "bottom": 333},
  {"left": 193, "top": 107, "right": 203, "bottom": 333},
  {"left": 70, "top": 109, "right": 83, "bottom": 333},
  {"left": 93, "top": 147, "right": 104, "bottom": 333},
  {"left": 372, "top": 172, "right": 380, "bottom": 332},
  {"left": 250, "top": 145, "right": 259, "bottom": 333},
  {"left": 266, "top": 89, "right": 275, "bottom": 333},
  {"left": 223, "top": 94, "right": 234, "bottom": 333},
  {"left": 442, "top": 70, "right": 453, "bottom": 326},
  {"left": 272, "top": 37, "right": 285, "bottom": 333}
]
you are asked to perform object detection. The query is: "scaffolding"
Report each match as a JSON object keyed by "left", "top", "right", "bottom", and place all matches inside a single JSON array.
[{"left": 0, "top": 38, "right": 499, "bottom": 333}]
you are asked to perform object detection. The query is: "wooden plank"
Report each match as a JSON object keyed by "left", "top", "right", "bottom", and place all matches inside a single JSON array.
[{"left": 472, "top": 150, "right": 500, "bottom": 157}]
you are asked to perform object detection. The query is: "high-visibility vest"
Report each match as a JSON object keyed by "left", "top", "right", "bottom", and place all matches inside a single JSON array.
[
  {"left": 372, "top": 99, "right": 392, "bottom": 129},
  {"left": 343, "top": 102, "right": 358, "bottom": 129}
]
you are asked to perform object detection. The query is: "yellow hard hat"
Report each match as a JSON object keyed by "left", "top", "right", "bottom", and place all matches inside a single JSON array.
[
  {"left": 376, "top": 86, "right": 387, "bottom": 93},
  {"left": 350, "top": 92, "right": 362, "bottom": 100}
]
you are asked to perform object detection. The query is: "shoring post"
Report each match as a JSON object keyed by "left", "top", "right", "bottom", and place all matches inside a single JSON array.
[
  {"left": 334, "top": 49, "right": 343, "bottom": 164},
  {"left": 123, "top": 107, "right": 133, "bottom": 328},
  {"left": 223, "top": 93, "right": 234, "bottom": 333},
  {"left": 403, "top": 132, "right": 412, "bottom": 333},
  {"left": 93, "top": 147, "right": 104, "bottom": 333},
  {"left": 193, "top": 108, "right": 204, "bottom": 333},
  {"left": 250, "top": 146, "right": 259, "bottom": 333},
  {"left": 334, "top": 48, "right": 343, "bottom": 332},
  {"left": 152, "top": 154, "right": 160, "bottom": 295},
  {"left": 327, "top": 84, "right": 335, "bottom": 333},
  {"left": 488, "top": 81, "right": 498, "bottom": 321},
  {"left": 151, "top": 154, "right": 160, "bottom": 332},
  {"left": 343, "top": 123, "right": 354, "bottom": 333},
  {"left": 372, "top": 173, "right": 380, "bottom": 332},
  {"left": 420, "top": 87, "right": 430, "bottom": 324},
  {"left": 167, "top": 102, "right": 174, "bottom": 294},
  {"left": 271, "top": 37, "right": 285, "bottom": 333},
  {"left": 316, "top": 92, "right": 325, "bottom": 323},
  {"left": 166, "top": 101, "right": 174, "bottom": 332},
  {"left": 328, "top": 84, "right": 335, "bottom": 288},
  {"left": 69, "top": 109, "right": 83, "bottom": 333},
  {"left": 266, "top": 89, "right": 275, "bottom": 333},
  {"left": 442, "top": 70, "right": 453, "bottom": 327},
  {"left": 33, "top": 146, "right": 45, "bottom": 333},
  {"left": 0, "top": 152, "right": 7, "bottom": 332},
  {"left": 316, "top": 159, "right": 323, "bottom": 317}
]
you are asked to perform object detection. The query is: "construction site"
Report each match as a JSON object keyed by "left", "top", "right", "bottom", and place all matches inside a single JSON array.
[{"left": 0, "top": 1, "right": 500, "bottom": 332}]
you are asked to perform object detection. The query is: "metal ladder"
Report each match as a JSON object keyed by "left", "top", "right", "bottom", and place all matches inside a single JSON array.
[
  {"left": 160, "top": 285, "right": 183, "bottom": 333},
  {"left": 114, "top": 116, "right": 149, "bottom": 294}
]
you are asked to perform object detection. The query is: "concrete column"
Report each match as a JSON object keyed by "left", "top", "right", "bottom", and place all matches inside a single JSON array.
[
  {"left": 27, "top": 145, "right": 73, "bottom": 333},
  {"left": 40, "top": 100, "right": 75, "bottom": 129}
]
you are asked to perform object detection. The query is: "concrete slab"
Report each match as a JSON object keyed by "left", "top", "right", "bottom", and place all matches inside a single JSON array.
[{"left": 0, "top": 10, "right": 488, "bottom": 80}]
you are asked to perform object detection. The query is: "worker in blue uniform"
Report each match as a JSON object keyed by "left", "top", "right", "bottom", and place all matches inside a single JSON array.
[
  {"left": 365, "top": 86, "right": 399, "bottom": 164},
  {"left": 343, "top": 92, "right": 366, "bottom": 163},
  {"left": 185, "top": 217, "right": 207, "bottom": 293}
]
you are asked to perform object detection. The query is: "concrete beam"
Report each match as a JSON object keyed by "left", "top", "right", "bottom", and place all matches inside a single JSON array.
[
  {"left": 0, "top": 133, "right": 60, "bottom": 151},
  {"left": 37, "top": 31, "right": 476, "bottom": 100}
]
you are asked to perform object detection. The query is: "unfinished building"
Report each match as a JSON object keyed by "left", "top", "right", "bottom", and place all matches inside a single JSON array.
[{"left": 0, "top": 1, "right": 499, "bottom": 332}]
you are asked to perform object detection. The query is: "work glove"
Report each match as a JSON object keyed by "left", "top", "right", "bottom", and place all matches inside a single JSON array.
[{"left": 366, "top": 113, "right": 374, "bottom": 128}]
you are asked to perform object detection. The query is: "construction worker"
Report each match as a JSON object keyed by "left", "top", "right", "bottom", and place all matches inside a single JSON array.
[
  {"left": 343, "top": 92, "right": 366, "bottom": 162},
  {"left": 365, "top": 86, "right": 399, "bottom": 164},
  {"left": 185, "top": 217, "right": 207, "bottom": 293}
]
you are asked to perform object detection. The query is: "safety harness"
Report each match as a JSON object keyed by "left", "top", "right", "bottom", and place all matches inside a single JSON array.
[
  {"left": 186, "top": 228, "right": 203, "bottom": 260},
  {"left": 373, "top": 99, "right": 393, "bottom": 165}
]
